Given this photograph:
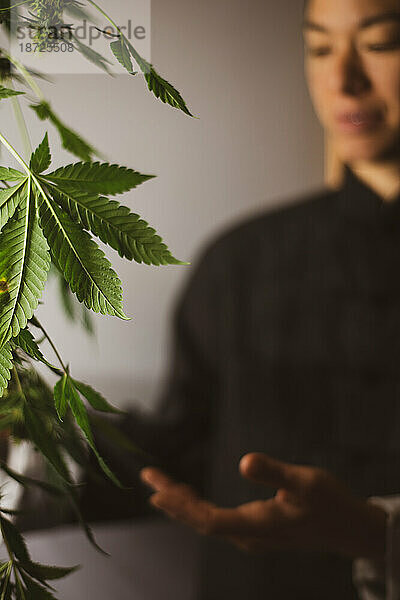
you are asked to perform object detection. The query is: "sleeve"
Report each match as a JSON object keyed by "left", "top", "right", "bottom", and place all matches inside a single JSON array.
[
  {"left": 79, "top": 243, "right": 223, "bottom": 522},
  {"left": 353, "top": 496, "right": 400, "bottom": 600}
]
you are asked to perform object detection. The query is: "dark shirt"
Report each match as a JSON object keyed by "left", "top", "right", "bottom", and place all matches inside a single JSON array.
[{"left": 84, "top": 165, "right": 400, "bottom": 598}]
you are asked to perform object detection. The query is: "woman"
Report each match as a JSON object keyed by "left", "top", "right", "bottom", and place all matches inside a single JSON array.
[{"left": 138, "top": 0, "right": 400, "bottom": 598}]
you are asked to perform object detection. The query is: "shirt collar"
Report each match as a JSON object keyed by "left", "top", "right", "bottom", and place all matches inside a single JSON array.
[{"left": 337, "top": 163, "right": 400, "bottom": 224}]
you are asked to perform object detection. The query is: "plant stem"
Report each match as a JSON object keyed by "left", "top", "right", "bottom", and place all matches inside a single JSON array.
[
  {"left": 10, "top": 81, "right": 32, "bottom": 159},
  {"left": 0, "top": 561, "right": 12, "bottom": 600},
  {"left": 85, "top": 0, "right": 148, "bottom": 74},
  {"left": 33, "top": 318, "right": 68, "bottom": 373},
  {"left": 14, "top": 566, "right": 26, "bottom": 599},
  {"left": 86, "top": 0, "right": 121, "bottom": 34},
  {"left": 0, "top": 131, "right": 46, "bottom": 200},
  {"left": 0, "top": 130, "right": 30, "bottom": 173}
]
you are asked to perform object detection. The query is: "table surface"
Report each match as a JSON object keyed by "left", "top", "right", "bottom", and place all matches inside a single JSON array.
[{"left": 25, "top": 519, "right": 200, "bottom": 599}]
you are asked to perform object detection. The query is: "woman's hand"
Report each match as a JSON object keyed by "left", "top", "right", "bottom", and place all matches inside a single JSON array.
[{"left": 140, "top": 453, "right": 387, "bottom": 560}]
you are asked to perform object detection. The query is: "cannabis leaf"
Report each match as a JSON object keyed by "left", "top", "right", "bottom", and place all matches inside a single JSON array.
[
  {"left": 13, "top": 328, "right": 59, "bottom": 374},
  {"left": 57, "top": 269, "right": 75, "bottom": 320},
  {"left": 110, "top": 38, "right": 136, "bottom": 75},
  {"left": 0, "top": 460, "right": 66, "bottom": 498},
  {"left": 0, "top": 516, "right": 30, "bottom": 561},
  {"left": 30, "top": 101, "right": 97, "bottom": 161},
  {"left": 23, "top": 400, "right": 73, "bottom": 483},
  {"left": 30, "top": 132, "right": 51, "bottom": 174},
  {"left": 0, "top": 167, "right": 25, "bottom": 182},
  {"left": 53, "top": 374, "right": 122, "bottom": 486},
  {"left": 54, "top": 267, "right": 94, "bottom": 334},
  {"left": 37, "top": 194, "right": 128, "bottom": 319},
  {"left": 119, "top": 38, "right": 194, "bottom": 117},
  {"left": 0, "top": 180, "right": 27, "bottom": 233},
  {"left": 18, "top": 562, "right": 78, "bottom": 582},
  {"left": 0, "top": 341, "right": 12, "bottom": 398},
  {"left": 43, "top": 161, "right": 154, "bottom": 196},
  {"left": 143, "top": 68, "right": 194, "bottom": 117},
  {"left": 71, "top": 34, "right": 112, "bottom": 74},
  {"left": 0, "top": 129, "right": 184, "bottom": 403},
  {"left": 47, "top": 186, "right": 184, "bottom": 265},
  {"left": 0, "top": 180, "right": 51, "bottom": 349},
  {"left": 0, "top": 510, "right": 78, "bottom": 600},
  {"left": 72, "top": 378, "right": 122, "bottom": 414},
  {"left": 0, "top": 85, "right": 24, "bottom": 100}
]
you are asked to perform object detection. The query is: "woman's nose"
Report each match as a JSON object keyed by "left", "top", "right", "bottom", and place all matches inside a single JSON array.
[{"left": 327, "top": 46, "right": 371, "bottom": 97}]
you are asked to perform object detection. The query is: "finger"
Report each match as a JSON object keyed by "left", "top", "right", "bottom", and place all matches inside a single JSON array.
[
  {"left": 151, "top": 489, "right": 284, "bottom": 538},
  {"left": 239, "top": 453, "right": 310, "bottom": 492},
  {"left": 150, "top": 488, "right": 216, "bottom": 534},
  {"left": 208, "top": 501, "right": 285, "bottom": 536},
  {"left": 140, "top": 467, "right": 176, "bottom": 491}
]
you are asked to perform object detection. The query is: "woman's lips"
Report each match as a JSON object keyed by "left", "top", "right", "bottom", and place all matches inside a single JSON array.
[{"left": 334, "top": 110, "right": 383, "bottom": 134}]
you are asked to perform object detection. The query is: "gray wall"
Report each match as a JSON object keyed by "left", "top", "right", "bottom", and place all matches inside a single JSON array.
[{"left": 1, "top": 0, "right": 325, "bottom": 409}]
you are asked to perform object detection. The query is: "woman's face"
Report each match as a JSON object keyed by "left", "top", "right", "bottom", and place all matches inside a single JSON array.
[{"left": 304, "top": 0, "right": 400, "bottom": 164}]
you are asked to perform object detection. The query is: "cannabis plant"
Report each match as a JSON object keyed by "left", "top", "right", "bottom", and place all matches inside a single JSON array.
[{"left": 0, "top": 1, "right": 193, "bottom": 596}]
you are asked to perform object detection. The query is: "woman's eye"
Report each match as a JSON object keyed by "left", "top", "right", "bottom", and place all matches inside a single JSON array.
[
  {"left": 366, "top": 40, "right": 400, "bottom": 52},
  {"left": 307, "top": 47, "right": 331, "bottom": 57}
]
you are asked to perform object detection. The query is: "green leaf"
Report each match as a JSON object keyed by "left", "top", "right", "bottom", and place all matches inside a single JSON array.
[
  {"left": 71, "top": 35, "right": 112, "bottom": 74},
  {"left": 0, "top": 167, "right": 25, "bottom": 182},
  {"left": 23, "top": 402, "right": 72, "bottom": 484},
  {"left": 144, "top": 68, "right": 194, "bottom": 117},
  {"left": 0, "top": 342, "right": 12, "bottom": 398},
  {"left": 57, "top": 270, "right": 75, "bottom": 321},
  {"left": 110, "top": 39, "right": 136, "bottom": 74},
  {"left": 19, "top": 561, "right": 79, "bottom": 582},
  {"left": 0, "top": 461, "right": 66, "bottom": 498},
  {"left": 126, "top": 40, "right": 194, "bottom": 117},
  {"left": 30, "top": 101, "right": 96, "bottom": 162},
  {"left": 73, "top": 379, "right": 122, "bottom": 414},
  {"left": 13, "top": 328, "right": 60, "bottom": 374},
  {"left": 36, "top": 190, "right": 128, "bottom": 319},
  {"left": 67, "top": 490, "right": 107, "bottom": 555},
  {"left": 0, "top": 508, "right": 24, "bottom": 516},
  {"left": 0, "top": 180, "right": 27, "bottom": 233},
  {"left": 52, "top": 263, "right": 95, "bottom": 333},
  {"left": 64, "top": 377, "right": 122, "bottom": 487},
  {"left": 47, "top": 186, "right": 184, "bottom": 265},
  {"left": 0, "top": 516, "right": 30, "bottom": 562},
  {"left": 0, "top": 182, "right": 51, "bottom": 348},
  {"left": 54, "top": 374, "right": 67, "bottom": 420},
  {"left": 19, "top": 573, "right": 58, "bottom": 600},
  {"left": 0, "top": 86, "right": 25, "bottom": 100},
  {"left": 30, "top": 133, "right": 51, "bottom": 174},
  {"left": 42, "top": 161, "right": 154, "bottom": 196}
]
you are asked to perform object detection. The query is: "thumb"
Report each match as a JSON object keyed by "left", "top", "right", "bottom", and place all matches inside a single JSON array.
[{"left": 239, "top": 453, "right": 308, "bottom": 492}]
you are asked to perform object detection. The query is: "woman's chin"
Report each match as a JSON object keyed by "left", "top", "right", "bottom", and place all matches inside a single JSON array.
[{"left": 335, "top": 135, "right": 398, "bottom": 164}]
